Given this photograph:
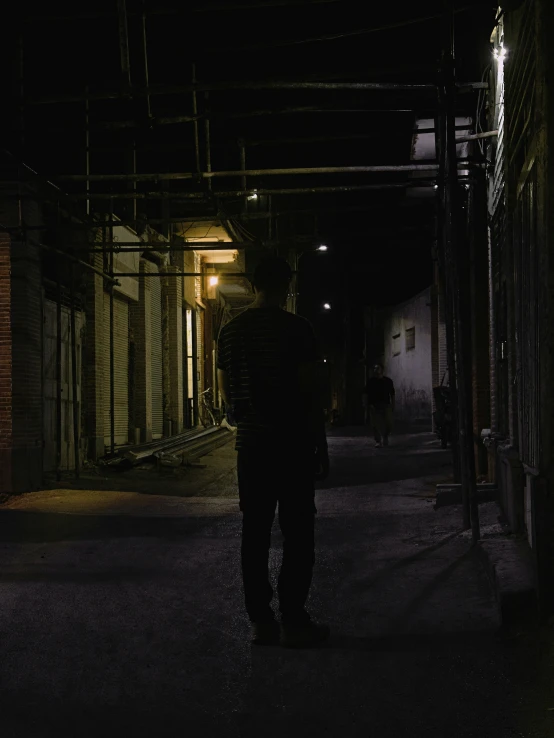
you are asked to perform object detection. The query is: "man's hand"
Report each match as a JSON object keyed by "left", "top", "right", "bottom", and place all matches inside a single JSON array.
[{"left": 314, "top": 444, "right": 330, "bottom": 481}]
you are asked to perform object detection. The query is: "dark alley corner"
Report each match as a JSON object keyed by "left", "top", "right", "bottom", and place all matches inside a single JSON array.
[{"left": 2, "top": 0, "right": 554, "bottom": 735}]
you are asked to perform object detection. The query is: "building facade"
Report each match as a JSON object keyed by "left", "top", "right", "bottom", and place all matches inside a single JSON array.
[{"left": 0, "top": 172, "right": 249, "bottom": 495}]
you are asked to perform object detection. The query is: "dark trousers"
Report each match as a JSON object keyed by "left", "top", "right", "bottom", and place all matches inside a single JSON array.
[{"left": 237, "top": 448, "right": 316, "bottom": 625}]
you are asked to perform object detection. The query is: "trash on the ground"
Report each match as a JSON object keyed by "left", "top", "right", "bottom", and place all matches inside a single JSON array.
[{"left": 156, "top": 453, "right": 183, "bottom": 468}]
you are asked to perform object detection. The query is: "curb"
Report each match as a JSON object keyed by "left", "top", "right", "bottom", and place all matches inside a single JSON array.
[
  {"left": 473, "top": 537, "right": 537, "bottom": 626},
  {"left": 434, "top": 483, "right": 497, "bottom": 509}
]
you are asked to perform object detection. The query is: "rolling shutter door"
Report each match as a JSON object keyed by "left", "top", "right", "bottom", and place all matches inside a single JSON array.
[
  {"left": 151, "top": 265, "right": 164, "bottom": 438},
  {"left": 103, "top": 294, "right": 129, "bottom": 447}
]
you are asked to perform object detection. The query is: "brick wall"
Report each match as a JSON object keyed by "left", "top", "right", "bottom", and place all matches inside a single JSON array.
[
  {"left": 10, "top": 231, "right": 43, "bottom": 492},
  {"left": 0, "top": 233, "right": 13, "bottom": 495}
]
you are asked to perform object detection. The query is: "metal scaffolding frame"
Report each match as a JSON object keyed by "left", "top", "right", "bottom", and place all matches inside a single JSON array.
[{"left": 5, "top": 1, "right": 488, "bottom": 504}]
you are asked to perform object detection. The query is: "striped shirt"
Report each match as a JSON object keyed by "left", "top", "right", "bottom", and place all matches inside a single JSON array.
[{"left": 217, "top": 307, "right": 319, "bottom": 450}]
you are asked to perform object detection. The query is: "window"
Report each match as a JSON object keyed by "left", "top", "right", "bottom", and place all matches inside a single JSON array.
[
  {"left": 406, "top": 327, "right": 416, "bottom": 351},
  {"left": 392, "top": 333, "right": 401, "bottom": 356}
]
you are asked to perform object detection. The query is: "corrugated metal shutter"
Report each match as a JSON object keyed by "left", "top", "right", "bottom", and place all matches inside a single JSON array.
[
  {"left": 150, "top": 265, "right": 164, "bottom": 438},
  {"left": 196, "top": 309, "right": 204, "bottom": 400},
  {"left": 103, "top": 294, "right": 129, "bottom": 447}
]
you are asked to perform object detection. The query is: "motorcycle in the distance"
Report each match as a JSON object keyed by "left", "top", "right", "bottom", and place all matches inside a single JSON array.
[{"left": 432, "top": 384, "right": 452, "bottom": 449}]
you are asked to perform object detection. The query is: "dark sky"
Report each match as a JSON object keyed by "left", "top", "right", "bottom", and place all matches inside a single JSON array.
[{"left": 5, "top": 0, "right": 497, "bottom": 350}]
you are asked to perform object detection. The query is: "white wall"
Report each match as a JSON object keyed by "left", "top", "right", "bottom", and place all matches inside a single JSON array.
[{"left": 382, "top": 287, "right": 433, "bottom": 428}]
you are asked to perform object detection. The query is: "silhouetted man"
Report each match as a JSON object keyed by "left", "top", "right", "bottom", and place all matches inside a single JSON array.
[
  {"left": 217, "top": 256, "right": 330, "bottom": 648},
  {"left": 365, "top": 363, "right": 395, "bottom": 448}
]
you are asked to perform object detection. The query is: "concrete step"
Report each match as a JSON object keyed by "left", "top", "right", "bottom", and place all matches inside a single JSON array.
[{"left": 474, "top": 537, "right": 537, "bottom": 626}]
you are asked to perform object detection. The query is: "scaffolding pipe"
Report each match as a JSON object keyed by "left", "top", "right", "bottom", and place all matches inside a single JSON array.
[
  {"left": 52, "top": 162, "right": 473, "bottom": 182},
  {"left": 246, "top": 125, "right": 473, "bottom": 146},
  {"left": 27, "top": 79, "right": 488, "bottom": 106},
  {"left": 70, "top": 264, "right": 80, "bottom": 479},
  {"left": 109, "top": 216, "right": 115, "bottom": 456},
  {"left": 205, "top": 92, "right": 212, "bottom": 191},
  {"left": 64, "top": 107, "right": 416, "bottom": 130},
  {"left": 56, "top": 259, "right": 62, "bottom": 482},
  {"left": 85, "top": 88, "right": 90, "bottom": 215},
  {"left": 192, "top": 63, "right": 201, "bottom": 174},
  {"left": 115, "top": 271, "right": 255, "bottom": 277},
  {"left": 141, "top": 0, "right": 152, "bottom": 119},
  {"left": 63, "top": 180, "right": 465, "bottom": 200},
  {"left": 117, "top": 0, "right": 132, "bottom": 94},
  {"left": 239, "top": 139, "right": 247, "bottom": 211}
]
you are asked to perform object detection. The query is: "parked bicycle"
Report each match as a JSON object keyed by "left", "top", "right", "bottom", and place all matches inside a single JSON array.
[{"left": 199, "top": 387, "right": 222, "bottom": 427}]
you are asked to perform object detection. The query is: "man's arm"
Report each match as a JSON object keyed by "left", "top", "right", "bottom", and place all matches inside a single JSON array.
[{"left": 217, "top": 368, "right": 231, "bottom": 406}]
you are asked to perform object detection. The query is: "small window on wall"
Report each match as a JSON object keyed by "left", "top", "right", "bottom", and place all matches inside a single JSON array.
[
  {"left": 392, "top": 333, "right": 401, "bottom": 356},
  {"left": 406, "top": 327, "right": 416, "bottom": 351}
]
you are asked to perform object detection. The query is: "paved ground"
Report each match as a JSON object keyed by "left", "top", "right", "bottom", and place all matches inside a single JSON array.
[{"left": 1, "top": 430, "right": 553, "bottom": 737}]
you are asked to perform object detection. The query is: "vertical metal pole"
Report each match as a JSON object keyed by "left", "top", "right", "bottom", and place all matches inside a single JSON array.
[
  {"left": 141, "top": 0, "right": 152, "bottom": 120},
  {"left": 268, "top": 195, "right": 273, "bottom": 242},
  {"left": 191, "top": 309, "right": 199, "bottom": 426},
  {"left": 192, "top": 63, "right": 201, "bottom": 174},
  {"left": 85, "top": 87, "right": 90, "bottom": 217},
  {"left": 117, "top": 0, "right": 132, "bottom": 94},
  {"left": 18, "top": 33, "right": 25, "bottom": 156},
  {"left": 109, "top": 209, "right": 115, "bottom": 455},
  {"left": 56, "top": 258, "right": 62, "bottom": 481},
  {"left": 70, "top": 264, "right": 80, "bottom": 478},
  {"left": 440, "top": 3, "right": 479, "bottom": 540},
  {"left": 239, "top": 138, "right": 247, "bottom": 212},
  {"left": 204, "top": 92, "right": 212, "bottom": 191}
]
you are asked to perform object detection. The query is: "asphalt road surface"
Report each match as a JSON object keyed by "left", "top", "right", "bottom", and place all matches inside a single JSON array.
[{"left": 0, "top": 430, "right": 552, "bottom": 737}]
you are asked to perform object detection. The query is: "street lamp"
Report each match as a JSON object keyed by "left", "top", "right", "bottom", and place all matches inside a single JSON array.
[
  {"left": 317, "top": 244, "right": 328, "bottom": 252},
  {"left": 323, "top": 302, "right": 332, "bottom": 310}
]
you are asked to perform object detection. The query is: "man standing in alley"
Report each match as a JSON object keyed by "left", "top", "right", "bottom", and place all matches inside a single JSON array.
[
  {"left": 217, "top": 255, "right": 330, "bottom": 649},
  {"left": 365, "top": 363, "right": 395, "bottom": 448}
]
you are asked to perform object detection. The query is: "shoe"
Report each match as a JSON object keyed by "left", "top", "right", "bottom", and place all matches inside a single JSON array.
[
  {"left": 280, "top": 620, "right": 331, "bottom": 649},
  {"left": 251, "top": 620, "right": 281, "bottom": 646},
  {"left": 375, "top": 442, "right": 382, "bottom": 448}
]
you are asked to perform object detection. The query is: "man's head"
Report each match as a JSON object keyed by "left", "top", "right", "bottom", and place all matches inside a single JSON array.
[
  {"left": 374, "top": 363, "right": 384, "bottom": 378},
  {"left": 252, "top": 256, "right": 293, "bottom": 303}
]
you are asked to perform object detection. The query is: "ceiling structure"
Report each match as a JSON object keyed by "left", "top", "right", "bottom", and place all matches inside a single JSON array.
[{"left": 4, "top": 1, "right": 497, "bottom": 317}]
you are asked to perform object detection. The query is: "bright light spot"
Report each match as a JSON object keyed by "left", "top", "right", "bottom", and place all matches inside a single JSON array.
[
  {"left": 323, "top": 303, "right": 331, "bottom": 310},
  {"left": 323, "top": 359, "right": 327, "bottom": 363},
  {"left": 209, "top": 276, "right": 219, "bottom": 287},
  {"left": 247, "top": 191, "right": 258, "bottom": 200},
  {"left": 434, "top": 185, "right": 439, "bottom": 190},
  {"left": 317, "top": 245, "right": 328, "bottom": 252}
]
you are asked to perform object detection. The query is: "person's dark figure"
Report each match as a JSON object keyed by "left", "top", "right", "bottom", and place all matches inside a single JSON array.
[
  {"left": 365, "top": 364, "right": 395, "bottom": 448},
  {"left": 217, "top": 256, "right": 330, "bottom": 648}
]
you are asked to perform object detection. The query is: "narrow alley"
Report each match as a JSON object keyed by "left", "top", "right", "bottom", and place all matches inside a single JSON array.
[{"left": 0, "top": 431, "right": 551, "bottom": 737}]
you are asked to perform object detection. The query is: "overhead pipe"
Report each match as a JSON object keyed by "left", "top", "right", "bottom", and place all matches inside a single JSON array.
[
  {"left": 63, "top": 179, "right": 471, "bottom": 200},
  {"left": 52, "top": 161, "right": 474, "bottom": 183},
  {"left": 27, "top": 80, "right": 487, "bottom": 106}
]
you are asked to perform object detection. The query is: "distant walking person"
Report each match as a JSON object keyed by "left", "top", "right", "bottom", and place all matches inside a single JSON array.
[
  {"left": 217, "top": 256, "right": 330, "bottom": 649},
  {"left": 365, "top": 364, "right": 395, "bottom": 448}
]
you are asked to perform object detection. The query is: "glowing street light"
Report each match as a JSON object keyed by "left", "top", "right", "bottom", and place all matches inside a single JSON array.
[
  {"left": 209, "top": 276, "right": 219, "bottom": 287},
  {"left": 323, "top": 303, "right": 332, "bottom": 310},
  {"left": 317, "top": 244, "right": 328, "bottom": 252},
  {"left": 247, "top": 190, "right": 258, "bottom": 200}
]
